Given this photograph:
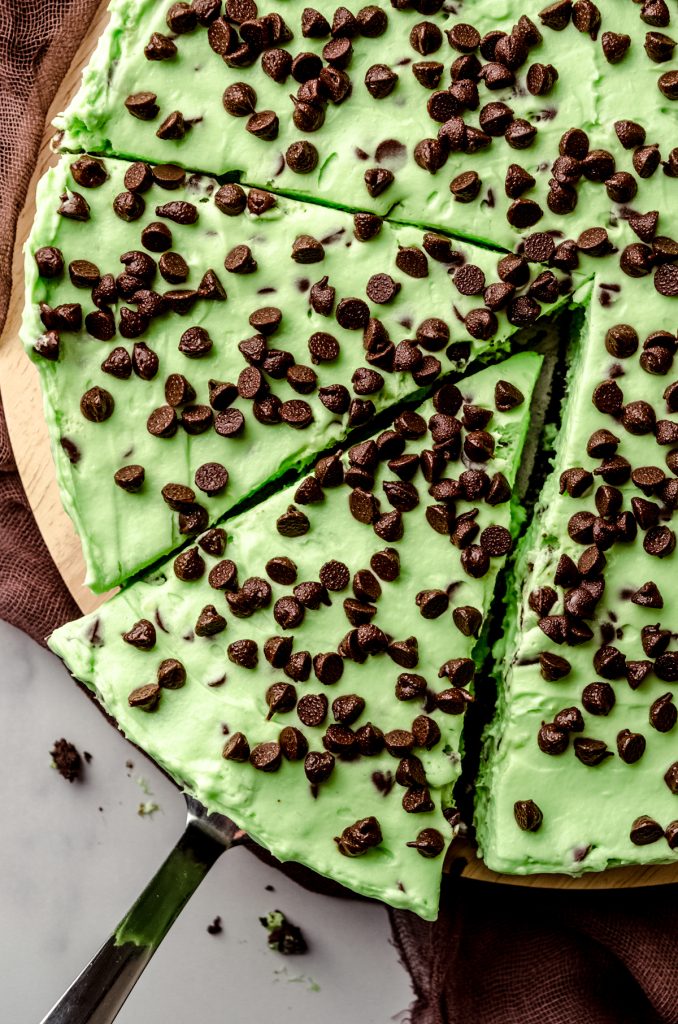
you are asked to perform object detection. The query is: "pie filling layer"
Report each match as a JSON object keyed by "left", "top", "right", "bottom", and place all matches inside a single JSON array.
[{"left": 50, "top": 354, "right": 541, "bottom": 919}]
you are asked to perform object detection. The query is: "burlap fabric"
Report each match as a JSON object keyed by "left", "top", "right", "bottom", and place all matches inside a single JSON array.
[{"left": 0, "top": 3, "right": 676, "bottom": 1021}]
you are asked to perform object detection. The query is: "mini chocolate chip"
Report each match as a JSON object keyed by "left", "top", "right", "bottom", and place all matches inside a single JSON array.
[
  {"left": 616, "top": 729, "right": 646, "bottom": 764},
  {"left": 124, "top": 92, "right": 159, "bottom": 121},
  {"left": 335, "top": 816, "right": 382, "bottom": 856},
  {"left": 630, "top": 815, "right": 664, "bottom": 845},
  {"left": 513, "top": 800, "right": 543, "bottom": 831},
  {"left": 304, "top": 750, "right": 335, "bottom": 784},
  {"left": 265, "top": 682, "right": 297, "bottom": 719},
  {"left": 574, "top": 737, "right": 612, "bottom": 766},
  {"left": 226, "top": 638, "right": 258, "bottom": 669},
  {"left": 650, "top": 693, "right": 677, "bottom": 732},
  {"left": 250, "top": 742, "right": 282, "bottom": 773},
  {"left": 601, "top": 31, "right": 631, "bottom": 63},
  {"left": 406, "top": 828, "right": 445, "bottom": 858},
  {"left": 80, "top": 387, "right": 114, "bottom": 423},
  {"left": 658, "top": 70, "right": 678, "bottom": 100},
  {"left": 179, "top": 325, "right": 213, "bottom": 358},
  {"left": 276, "top": 505, "right": 310, "bottom": 538},
  {"left": 222, "top": 732, "right": 250, "bottom": 762},
  {"left": 582, "top": 682, "right": 615, "bottom": 716},
  {"left": 278, "top": 726, "right": 308, "bottom": 762},
  {"left": 173, "top": 547, "right": 205, "bottom": 581},
  {"left": 224, "top": 244, "right": 257, "bottom": 274},
  {"left": 537, "top": 721, "right": 568, "bottom": 755},
  {"left": 122, "top": 619, "right": 156, "bottom": 650},
  {"left": 128, "top": 683, "right": 161, "bottom": 711},
  {"left": 577, "top": 227, "right": 611, "bottom": 257},
  {"left": 214, "top": 408, "right": 245, "bottom": 438},
  {"left": 644, "top": 525, "right": 676, "bottom": 557},
  {"left": 195, "top": 605, "right": 226, "bottom": 637}
]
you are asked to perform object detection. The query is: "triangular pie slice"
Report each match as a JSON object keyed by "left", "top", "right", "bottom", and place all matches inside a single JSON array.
[
  {"left": 476, "top": 252, "right": 678, "bottom": 874},
  {"left": 23, "top": 154, "right": 578, "bottom": 591},
  {"left": 49, "top": 352, "right": 542, "bottom": 919},
  {"left": 54, "top": 0, "right": 673, "bottom": 250}
]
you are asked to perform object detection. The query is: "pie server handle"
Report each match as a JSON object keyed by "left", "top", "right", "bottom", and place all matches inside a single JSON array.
[{"left": 40, "top": 801, "right": 243, "bottom": 1024}]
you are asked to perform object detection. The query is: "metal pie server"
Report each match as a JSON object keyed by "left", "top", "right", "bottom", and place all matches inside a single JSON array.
[{"left": 41, "top": 795, "right": 247, "bottom": 1024}]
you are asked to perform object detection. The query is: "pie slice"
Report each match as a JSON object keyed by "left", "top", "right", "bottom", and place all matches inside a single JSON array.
[
  {"left": 476, "top": 252, "right": 678, "bottom": 874},
  {"left": 55, "top": 0, "right": 668, "bottom": 250},
  {"left": 48, "top": 351, "right": 542, "bottom": 919},
  {"left": 22, "top": 153, "right": 578, "bottom": 591}
]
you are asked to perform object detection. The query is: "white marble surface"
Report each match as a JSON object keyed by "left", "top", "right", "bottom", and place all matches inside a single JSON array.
[{"left": 0, "top": 619, "right": 413, "bottom": 1023}]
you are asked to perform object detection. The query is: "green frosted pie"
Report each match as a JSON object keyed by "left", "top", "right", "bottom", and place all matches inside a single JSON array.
[
  {"left": 55, "top": 0, "right": 677, "bottom": 250},
  {"left": 49, "top": 353, "right": 542, "bottom": 919},
  {"left": 23, "top": 153, "right": 580, "bottom": 591},
  {"left": 22, "top": 0, "right": 678, "bottom": 918},
  {"left": 476, "top": 253, "right": 678, "bottom": 874}
]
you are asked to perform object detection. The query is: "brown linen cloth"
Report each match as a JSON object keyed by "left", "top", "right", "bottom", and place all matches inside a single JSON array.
[{"left": 1, "top": 3, "right": 677, "bottom": 1022}]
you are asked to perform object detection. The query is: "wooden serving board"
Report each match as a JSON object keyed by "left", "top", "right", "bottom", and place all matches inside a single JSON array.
[{"left": 1, "top": 0, "right": 675, "bottom": 889}]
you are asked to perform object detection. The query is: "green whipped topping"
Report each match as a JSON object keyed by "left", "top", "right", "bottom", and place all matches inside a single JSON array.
[
  {"left": 49, "top": 353, "right": 541, "bottom": 919},
  {"left": 55, "top": 0, "right": 673, "bottom": 250},
  {"left": 476, "top": 255, "right": 678, "bottom": 875},
  {"left": 23, "top": 154, "right": 577, "bottom": 591}
]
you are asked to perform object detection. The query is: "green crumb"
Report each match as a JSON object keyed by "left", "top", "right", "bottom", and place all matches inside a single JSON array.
[
  {"left": 137, "top": 801, "right": 160, "bottom": 817},
  {"left": 260, "top": 910, "right": 308, "bottom": 955}
]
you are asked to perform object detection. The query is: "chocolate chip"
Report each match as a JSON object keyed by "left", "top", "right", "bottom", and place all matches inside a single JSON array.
[
  {"left": 649, "top": 693, "right": 677, "bottom": 732},
  {"left": 527, "top": 61, "right": 559, "bottom": 94},
  {"left": 121, "top": 619, "right": 156, "bottom": 651},
  {"left": 225, "top": 638, "right": 257, "bottom": 670},
  {"left": 479, "top": 525, "right": 512, "bottom": 557},
  {"left": 630, "top": 815, "right": 664, "bottom": 845},
  {"left": 155, "top": 200, "right": 198, "bottom": 225},
  {"left": 601, "top": 31, "right": 631, "bottom": 63},
  {"left": 206, "top": 559, "right": 237, "bottom": 592},
  {"left": 34, "top": 246, "right": 64, "bottom": 281},
  {"left": 214, "top": 408, "right": 245, "bottom": 437},
  {"left": 222, "top": 732, "right": 250, "bottom": 762},
  {"left": 655, "top": 264, "right": 678, "bottom": 296},
  {"left": 196, "top": 531, "right": 226, "bottom": 562},
  {"left": 335, "top": 816, "right": 382, "bottom": 856},
  {"left": 79, "top": 387, "right": 114, "bottom": 423},
  {"left": 173, "top": 547, "right": 205, "bottom": 582},
  {"left": 664, "top": 762, "right": 678, "bottom": 794},
  {"left": 124, "top": 92, "right": 159, "bottom": 121},
  {"left": 336, "top": 297, "right": 371, "bottom": 329},
  {"left": 616, "top": 729, "right": 646, "bottom": 765},
  {"left": 581, "top": 682, "right": 615, "bottom": 716},
  {"left": 513, "top": 800, "right": 543, "bottom": 832},
  {"left": 573, "top": 737, "right": 612, "bottom": 766},
  {"left": 179, "top": 325, "right": 213, "bottom": 358},
  {"left": 249, "top": 742, "right": 282, "bottom": 773},
  {"left": 70, "top": 155, "right": 107, "bottom": 188},
  {"left": 644, "top": 525, "right": 676, "bottom": 557},
  {"left": 658, "top": 70, "right": 678, "bottom": 100},
  {"left": 128, "top": 683, "right": 161, "bottom": 711},
  {"left": 194, "top": 605, "right": 226, "bottom": 637},
  {"left": 304, "top": 750, "right": 335, "bottom": 783},
  {"left": 276, "top": 726, "right": 306, "bottom": 762},
  {"left": 656, "top": 652, "right": 678, "bottom": 681},
  {"left": 540, "top": 2, "right": 573, "bottom": 32},
  {"left": 640, "top": 0, "right": 670, "bottom": 27},
  {"left": 276, "top": 505, "right": 310, "bottom": 537},
  {"left": 264, "top": 682, "right": 297, "bottom": 719}
]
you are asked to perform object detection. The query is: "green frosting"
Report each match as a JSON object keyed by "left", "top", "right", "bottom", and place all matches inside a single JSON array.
[
  {"left": 476, "top": 255, "right": 678, "bottom": 875},
  {"left": 23, "top": 154, "right": 577, "bottom": 591},
  {"left": 49, "top": 353, "right": 542, "bottom": 920},
  {"left": 55, "top": 0, "right": 674, "bottom": 250}
]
